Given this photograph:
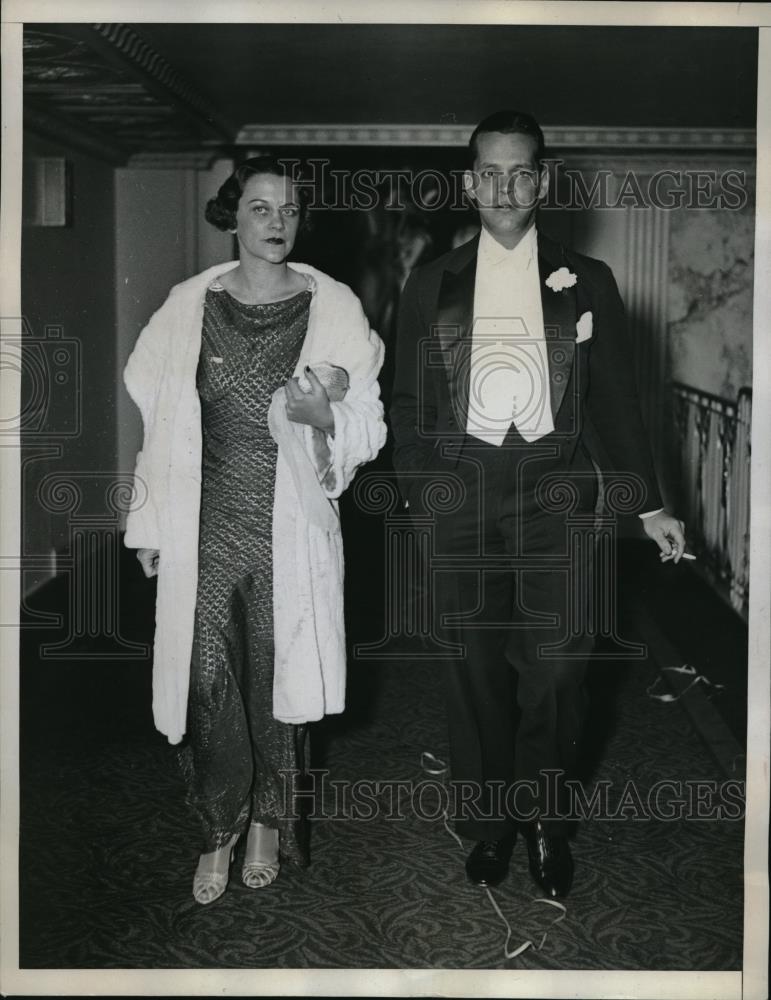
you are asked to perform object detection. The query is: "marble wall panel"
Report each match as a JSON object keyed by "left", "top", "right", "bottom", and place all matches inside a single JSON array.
[{"left": 667, "top": 188, "right": 755, "bottom": 400}]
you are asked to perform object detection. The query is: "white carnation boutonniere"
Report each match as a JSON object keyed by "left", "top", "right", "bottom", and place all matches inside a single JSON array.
[{"left": 545, "top": 266, "right": 577, "bottom": 292}]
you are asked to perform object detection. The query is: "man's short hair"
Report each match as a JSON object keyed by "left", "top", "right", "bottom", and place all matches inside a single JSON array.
[{"left": 468, "top": 111, "right": 546, "bottom": 166}]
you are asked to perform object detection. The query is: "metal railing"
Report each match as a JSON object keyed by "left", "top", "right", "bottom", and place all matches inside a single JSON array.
[{"left": 672, "top": 381, "right": 751, "bottom": 619}]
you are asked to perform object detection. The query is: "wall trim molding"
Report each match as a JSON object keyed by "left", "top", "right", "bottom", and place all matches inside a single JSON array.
[
  {"left": 236, "top": 123, "right": 756, "bottom": 151},
  {"left": 126, "top": 149, "right": 757, "bottom": 175}
]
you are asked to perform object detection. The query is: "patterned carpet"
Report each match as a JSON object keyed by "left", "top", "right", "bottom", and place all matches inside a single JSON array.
[{"left": 18, "top": 539, "right": 745, "bottom": 970}]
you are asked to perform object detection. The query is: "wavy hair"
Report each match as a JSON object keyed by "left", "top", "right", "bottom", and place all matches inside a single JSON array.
[{"left": 204, "top": 155, "right": 311, "bottom": 232}]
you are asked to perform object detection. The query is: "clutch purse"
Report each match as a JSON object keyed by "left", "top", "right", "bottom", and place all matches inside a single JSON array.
[{"left": 298, "top": 362, "right": 350, "bottom": 402}]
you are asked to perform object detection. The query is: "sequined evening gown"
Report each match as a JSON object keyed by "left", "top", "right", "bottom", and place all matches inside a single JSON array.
[{"left": 181, "top": 278, "right": 313, "bottom": 865}]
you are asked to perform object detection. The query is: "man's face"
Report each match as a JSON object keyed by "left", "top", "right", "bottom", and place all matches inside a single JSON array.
[{"left": 463, "top": 131, "right": 548, "bottom": 247}]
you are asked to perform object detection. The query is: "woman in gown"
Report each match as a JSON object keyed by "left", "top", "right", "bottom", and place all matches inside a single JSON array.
[{"left": 123, "top": 156, "right": 386, "bottom": 904}]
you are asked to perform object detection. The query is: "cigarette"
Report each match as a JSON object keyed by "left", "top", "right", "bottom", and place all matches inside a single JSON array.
[{"left": 681, "top": 552, "right": 696, "bottom": 560}]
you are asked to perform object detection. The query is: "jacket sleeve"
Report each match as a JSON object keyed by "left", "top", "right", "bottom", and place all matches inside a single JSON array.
[
  {"left": 313, "top": 296, "right": 387, "bottom": 499},
  {"left": 122, "top": 310, "right": 167, "bottom": 550},
  {"left": 389, "top": 268, "right": 439, "bottom": 497},
  {"left": 585, "top": 262, "right": 663, "bottom": 513}
]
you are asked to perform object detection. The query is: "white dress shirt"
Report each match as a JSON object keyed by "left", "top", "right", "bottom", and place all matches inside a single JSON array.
[
  {"left": 466, "top": 226, "right": 663, "bottom": 519},
  {"left": 466, "top": 225, "right": 555, "bottom": 445}
]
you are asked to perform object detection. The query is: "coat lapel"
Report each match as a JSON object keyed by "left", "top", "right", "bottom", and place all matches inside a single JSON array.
[
  {"left": 436, "top": 238, "right": 477, "bottom": 427},
  {"left": 537, "top": 237, "right": 577, "bottom": 418}
]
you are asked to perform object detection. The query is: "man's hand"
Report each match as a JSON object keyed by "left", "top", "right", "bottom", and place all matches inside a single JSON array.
[
  {"left": 641, "top": 511, "right": 687, "bottom": 563},
  {"left": 285, "top": 366, "right": 335, "bottom": 434},
  {"left": 137, "top": 548, "right": 160, "bottom": 578}
]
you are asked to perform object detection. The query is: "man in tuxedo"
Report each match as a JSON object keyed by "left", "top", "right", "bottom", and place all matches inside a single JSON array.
[{"left": 390, "top": 110, "right": 686, "bottom": 897}]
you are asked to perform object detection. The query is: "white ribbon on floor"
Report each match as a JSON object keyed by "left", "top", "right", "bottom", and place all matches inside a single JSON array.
[
  {"left": 646, "top": 663, "right": 725, "bottom": 703},
  {"left": 420, "top": 751, "right": 567, "bottom": 961}
]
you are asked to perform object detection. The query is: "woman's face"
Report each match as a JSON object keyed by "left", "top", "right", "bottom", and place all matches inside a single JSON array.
[{"left": 233, "top": 171, "right": 302, "bottom": 265}]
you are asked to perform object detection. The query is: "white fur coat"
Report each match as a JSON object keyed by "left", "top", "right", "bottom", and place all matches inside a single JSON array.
[{"left": 123, "top": 260, "right": 386, "bottom": 745}]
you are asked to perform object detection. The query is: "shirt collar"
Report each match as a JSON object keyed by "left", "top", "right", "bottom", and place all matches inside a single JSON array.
[{"left": 478, "top": 224, "right": 538, "bottom": 270}]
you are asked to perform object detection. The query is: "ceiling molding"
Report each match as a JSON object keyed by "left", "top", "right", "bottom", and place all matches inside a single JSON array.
[
  {"left": 88, "top": 23, "right": 234, "bottom": 143},
  {"left": 557, "top": 154, "right": 756, "bottom": 174},
  {"left": 22, "top": 23, "right": 755, "bottom": 164},
  {"left": 22, "top": 25, "right": 234, "bottom": 163},
  {"left": 236, "top": 123, "right": 757, "bottom": 152},
  {"left": 121, "top": 150, "right": 756, "bottom": 184},
  {"left": 549, "top": 126, "right": 754, "bottom": 152}
]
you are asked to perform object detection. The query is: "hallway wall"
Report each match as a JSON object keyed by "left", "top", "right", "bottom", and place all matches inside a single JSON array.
[
  {"left": 547, "top": 153, "right": 755, "bottom": 511},
  {"left": 20, "top": 147, "right": 235, "bottom": 590},
  {"left": 21, "top": 133, "right": 117, "bottom": 592},
  {"left": 115, "top": 159, "right": 234, "bottom": 482}
]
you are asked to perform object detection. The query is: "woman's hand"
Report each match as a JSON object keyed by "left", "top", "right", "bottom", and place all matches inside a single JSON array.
[
  {"left": 285, "top": 366, "right": 335, "bottom": 435},
  {"left": 137, "top": 548, "right": 160, "bottom": 578}
]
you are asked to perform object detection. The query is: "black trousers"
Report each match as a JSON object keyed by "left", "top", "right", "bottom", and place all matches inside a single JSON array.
[{"left": 427, "top": 427, "right": 598, "bottom": 840}]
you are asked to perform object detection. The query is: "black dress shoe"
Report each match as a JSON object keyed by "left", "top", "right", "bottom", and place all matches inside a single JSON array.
[
  {"left": 522, "top": 820, "right": 573, "bottom": 898},
  {"left": 465, "top": 832, "right": 516, "bottom": 887}
]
